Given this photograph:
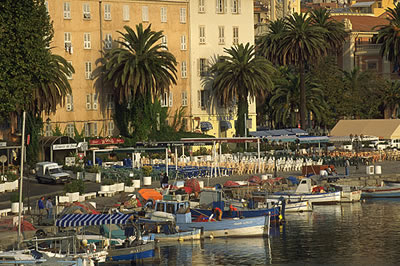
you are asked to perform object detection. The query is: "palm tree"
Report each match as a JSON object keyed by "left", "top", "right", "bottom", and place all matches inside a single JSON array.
[
  {"left": 275, "top": 12, "right": 327, "bottom": 130},
  {"left": 375, "top": 5, "right": 400, "bottom": 66},
  {"left": 310, "top": 8, "right": 347, "bottom": 53},
  {"left": 380, "top": 80, "right": 400, "bottom": 118},
  {"left": 209, "top": 43, "right": 275, "bottom": 136},
  {"left": 256, "top": 19, "right": 287, "bottom": 64},
  {"left": 102, "top": 24, "right": 177, "bottom": 103},
  {"left": 270, "top": 68, "right": 327, "bottom": 128},
  {"left": 99, "top": 24, "right": 177, "bottom": 138},
  {"left": 31, "top": 52, "right": 74, "bottom": 115}
]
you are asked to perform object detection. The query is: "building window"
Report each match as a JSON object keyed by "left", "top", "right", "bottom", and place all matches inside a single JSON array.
[
  {"left": 180, "top": 8, "right": 186, "bottom": 23},
  {"left": 180, "top": 35, "right": 187, "bottom": 50},
  {"left": 216, "top": 0, "right": 226, "bottom": 14},
  {"left": 378, "top": 1, "right": 382, "bottom": 8},
  {"left": 198, "top": 90, "right": 209, "bottom": 110},
  {"left": 199, "top": 26, "right": 206, "bottom": 44},
  {"left": 161, "top": 35, "right": 168, "bottom": 49},
  {"left": 84, "top": 33, "right": 91, "bottom": 49},
  {"left": 181, "top": 61, "right": 187, "bottom": 78},
  {"left": 233, "top": 26, "right": 239, "bottom": 45},
  {"left": 66, "top": 124, "right": 74, "bottom": 138},
  {"left": 64, "top": 32, "right": 72, "bottom": 53},
  {"left": 104, "top": 4, "right": 111, "bottom": 20},
  {"left": 231, "top": 0, "right": 240, "bottom": 13},
  {"left": 199, "top": 58, "right": 208, "bottom": 76},
  {"left": 182, "top": 91, "right": 188, "bottom": 106},
  {"left": 105, "top": 33, "right": 112, "bottom": 49},
  {"left": 107, "top": 121, "right": 114, "bottom": 136},
  {"left": 66, "top": 94, "right": 74, "bottom": 111},
  {"left": 84, "top": 122, "right": 97, "bottom": 137},
  {"left": 83, "top": 3, "right": 91, "bottom": 19},
  {"left": 142, "top": 6, "right": 149, "bottom": 22},
  {"left": 160, "top": 92, "right": 168, "bottom": 107},
  {"left": 45, "top": 124, "right": 52, "bottom": 137},
  {"left": 86, "top": 93, "right": 98, "bottom": 110},
  {"left": 123, "top": 5, "right": 130, "bottom": 21},
  {"left": 161, "top": 7, "right": 167, "bottom": 23},
  {"left": 67, "top": 61, "right": 73, "bottom": 79},
  {"left": 85, "top": 62, "right": 92, "bottom": 79},
  {"left": 218, "top": 26, "right": 225, "bottom": 44},
  {"left": 199, "top": 0, "right": 205, "bottom": 13},
  {"left": 106, "top": 94, "right": 114, "bottom": 110},
  {"left": 63, "top": 2, "right": 71, "bottom": 19}
]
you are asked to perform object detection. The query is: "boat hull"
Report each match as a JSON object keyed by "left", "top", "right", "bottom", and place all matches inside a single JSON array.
[
  {"left": 177, "top": 216, "right": 269, "bottom": 238},
  {"left": 270, "top": 192, "right": 341, "bottom": 205},
  {"left": 284, "top": 201, "right": 313, "bottom": 212},
  {"left": 340, "top": 190, "right": 362, "bottom": 202},
  {"left": 107, "top": 242, "right": 155, "bottom": 262},
  {"left": 362, "top": 187, "right": 400, "bottom": 198},
  {"left": 151, "top": 228, "right": 202, "bottom": 241},
  {"left": 191, "top": 207, "right": 280, "bottom": 220}
]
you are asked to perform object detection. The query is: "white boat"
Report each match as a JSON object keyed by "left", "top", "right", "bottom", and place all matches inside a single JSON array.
[
  {"left": 0, "top": 250, "right": 46, "bottom": 264},
  {"left": 269, "top": 178, "right": 341, "bottom": 205},
  {"left": 264, "top": 199, "right": 313, "bottom": 212},
  {"left": 331, "top": 185, "right": 362, "bottom": 202}
]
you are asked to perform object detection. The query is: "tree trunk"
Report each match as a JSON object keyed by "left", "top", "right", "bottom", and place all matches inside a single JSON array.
[
  {"left": 236, "top": 95, "right": 249, "bottom": 137},
  {"left": 299, "top": 61, "right": 307, "bottom": 130}
]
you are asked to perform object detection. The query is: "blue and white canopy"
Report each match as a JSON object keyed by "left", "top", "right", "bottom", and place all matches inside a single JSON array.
[{"left": 56, "top": 213, "right": 133, "bottom": 227}]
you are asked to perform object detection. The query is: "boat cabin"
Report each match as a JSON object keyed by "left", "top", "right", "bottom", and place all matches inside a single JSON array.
[
  {"left": 154, "top": 200, "right": 190, "bottom": 215},
  {"left": 296, "top": 179, "right": 314, "bottom": 194}
]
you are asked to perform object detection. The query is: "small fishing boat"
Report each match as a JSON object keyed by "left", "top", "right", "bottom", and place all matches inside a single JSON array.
[
  {"left": 361, "top": 185, "right": 400, "bottom": 198},
  {"left": 0, "top": 250, "right": 46, "bottom": 264},
  {"left": 106, "top": 241, "right": 155, "bottom": 263},
  {"left": 176, "top": 212, "right": 270, "bottom": 238},
  {"left": 330, "top": 185, "right": 361, "bottom": 202},
  {"left": 269, "top": 178, "right": 341, "bottom": 205}
]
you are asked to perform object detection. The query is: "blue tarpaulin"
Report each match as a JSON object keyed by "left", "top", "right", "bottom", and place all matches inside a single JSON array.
[{"left": 56, "top": 213, "right": 132, "bottom": 227}]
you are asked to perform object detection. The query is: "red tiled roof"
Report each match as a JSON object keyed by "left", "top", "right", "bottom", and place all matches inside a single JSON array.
[{"left": 332, "top": 15, "right": 389, "bottom": 32}]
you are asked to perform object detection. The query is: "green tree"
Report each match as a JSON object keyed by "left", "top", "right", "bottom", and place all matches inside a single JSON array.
[
  {"left": 309, "top": 8, "right": 347, "bottom": 53},
  {"left": 99, "top": 24, "right": 177, "bottom": 139},
  {"left": 375, "top": 5, "right": 400, "bottom": 65},
  {"left": 209, "top": 43, "right": 275, "bottom": 136},
  {"left": 276, "top": 13, "right": 327, "bottom": 130},
  {"left": 269, "top": 67, "right": 327, "bottom": 128},
  {"left": 256, "top": 19, "right": 287, "bottom": 64},
  {"left": 0, "top": 0, "right": 53, "bottom": 120},
  {"left": 378, "top": 80, "right": 400, "bottom": 119}
]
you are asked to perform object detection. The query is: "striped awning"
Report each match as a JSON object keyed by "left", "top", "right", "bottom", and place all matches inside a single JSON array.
[{"left": 56, "top": 213, "right": 133, "bottom": 227}]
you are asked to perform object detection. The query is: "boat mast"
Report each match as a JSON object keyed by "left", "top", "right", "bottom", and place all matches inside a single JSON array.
[{"left": 17, "top": 111, "right": 26, "bottom": 249}]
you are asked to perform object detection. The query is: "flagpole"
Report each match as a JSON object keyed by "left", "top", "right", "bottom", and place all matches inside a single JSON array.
[{"left": 17, "top": 111, "right": 26, "bottom": 249}]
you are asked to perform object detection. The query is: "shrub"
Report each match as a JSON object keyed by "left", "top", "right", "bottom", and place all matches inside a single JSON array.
[
  {"left": 101, "top": 178, "right": 115, "bottom": 185},
  {"left": 142, "top": 166, "right": 152, "bottom": 176},
  {"left": 64, "top": 179, "right": 85, "bottom": 194},
  {"left": 86, "top": 165, "right": 100, "bottom": 173},
  {"left": 6, "top": 172, "right": 18, "bottom": 182}
]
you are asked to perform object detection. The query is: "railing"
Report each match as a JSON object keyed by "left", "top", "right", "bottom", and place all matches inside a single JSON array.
[{"left": 355, "top": 44, "right": 381, "bottom": 51}]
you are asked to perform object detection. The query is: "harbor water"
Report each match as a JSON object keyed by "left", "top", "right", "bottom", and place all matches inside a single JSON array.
[{"left": 149, "top": 199, "right": 400, "bottom": 265}]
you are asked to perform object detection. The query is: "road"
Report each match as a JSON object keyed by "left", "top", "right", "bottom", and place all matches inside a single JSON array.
[{"left": 0, "top": 175, "right": 101, "bottom": 210}]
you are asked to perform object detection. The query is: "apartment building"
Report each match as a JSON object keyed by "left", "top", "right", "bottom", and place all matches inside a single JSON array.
[
  {"left": 188, "top": 0, "right": 257, "bottom": 138},
  {"left": 44, "top": 0, "right": 190, "bottom": 138}
]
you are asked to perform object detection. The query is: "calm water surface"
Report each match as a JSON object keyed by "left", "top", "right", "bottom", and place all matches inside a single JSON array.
[{"left": 152, "top": 199, "right": 400, "bottom": 265}]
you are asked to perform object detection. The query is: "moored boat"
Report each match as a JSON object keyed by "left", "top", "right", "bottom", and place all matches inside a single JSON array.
[{"left": 361, "top": 185, "right": 400, "bottom": 198}]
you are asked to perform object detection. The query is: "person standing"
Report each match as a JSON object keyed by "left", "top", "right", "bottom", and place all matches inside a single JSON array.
[
  {"left": 345, "top": 159, "right": 350, "bottom": 176},
  {"left": 38, "top": 196, "right": 45, "bottom": 219},
  {"left": 46, "top": 197, "right": 53, "bottom": 219},
  {"left": 161, "top": 172, "right": 169, "bottom": 188}
]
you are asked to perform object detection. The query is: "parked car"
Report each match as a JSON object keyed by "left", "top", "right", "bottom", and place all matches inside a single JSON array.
[{"left": 35, "top": 162, "right": 71, "bottom": 184}]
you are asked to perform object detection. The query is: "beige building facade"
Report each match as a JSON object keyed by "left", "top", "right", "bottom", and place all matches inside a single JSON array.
[
  {"left": 188, "top": 0, "right": 257, "bottom": 138},
  {"left": 45, "top": 0, "right": 190, "bottom": 138}
]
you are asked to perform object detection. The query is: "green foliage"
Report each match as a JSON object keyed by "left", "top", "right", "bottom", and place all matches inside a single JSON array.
[
  {"left": 26, "top": 114, "right": 43, "bottom": 167},
  {"left": 0, "top": 0, "right": 53, "bottom": 121},
  {"left": 85, "top": 165, "right": 100, "bottom": 173},
  {"left": 209, "top": 43, "right": 275, "bottom": 137},
  {"left": 10, "top": 192, "right": 21, "bottom": 203},
  {"left": 74, "top": 126, "right": 85, "bottom": 142},
  {"left": 52, "top": 124, "right": 62, "bottom": 136},
  {"left": 64, "top": 179, "right": 85, "bottom": 194},
  {"left": 142, "top": 166, "right": 152, "bottom": 177},
  {"left": 6, "top": 172, "right": 18, "bottom": 182},
  {"left": 101, "top": 178, "right": 115, "bottom": 185}
]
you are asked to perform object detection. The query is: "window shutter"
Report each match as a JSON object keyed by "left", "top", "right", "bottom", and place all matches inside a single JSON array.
[
  {"left": 92, "top": 93, "right": 98, "bottom": 110},
  {"left": 231, "top": 0, "right": 234, "bottom": 13},
  {"left": 84, "top": 123, "right": 89, "bottom": 137},
  {"left": 224, "top": 0, "right": 227, "bottom": 13},
  {"left": 71, "top": 95, "right": 74, "bottom": 111},
  {"left": 198, "top": 90, "right": 201, "bottom": 108},
  {"left": 238, "top": 0, "right": 241, "bottom": 13},
  {"left": 169, "top": 92, "right": 173, "bottom": 107},
  {"left": 197, "top": 59, "right": 200, "bottom": 76},
  {"left": 86, "top": 94, "right": 92, "bottom": 110},
  {"left": 215, "top": 0, "right": 218, "bottom": 13},
  {"left": 93, "top": 123, "right": 97, "bottom": 136}
]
